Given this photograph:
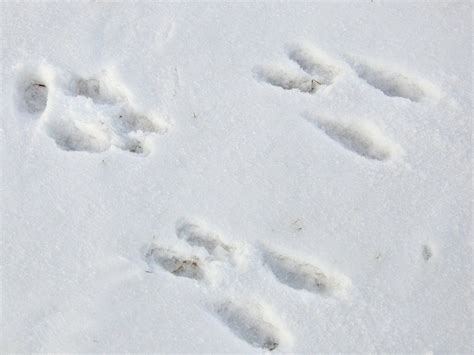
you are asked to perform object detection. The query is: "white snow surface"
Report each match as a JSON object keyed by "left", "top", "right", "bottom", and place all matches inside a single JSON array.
[{"left": 1, "top": 2, "right": 472, "bottom": 353}]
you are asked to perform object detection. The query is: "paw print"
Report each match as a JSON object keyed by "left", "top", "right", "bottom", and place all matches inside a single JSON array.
[
  {"left": 253, "top": 42, "right": 441, "bottom": 161},
  {"left": 16, "top": 64, "right": 167, "bottom": 156},
  {"left": 145, "top": 218, "right": 351, "bottom": 351},
  {"left": 254, "top": 42, "right": 342, "bottom": 93}
]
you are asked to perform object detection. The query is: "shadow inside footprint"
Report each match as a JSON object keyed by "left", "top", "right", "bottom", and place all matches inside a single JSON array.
[
  {"left": 305, "top": 115, "right": 402, "bottom": 161},
  {"left": 46, "top": 114, "right": 112, "bottom": 153},
  {"left": 262, "top": 248, "right": 350, "bottom": 297},
  {"left": 146, "top": 246, "right": 204, "bottom": 280},
  {"left": 286, "top": 43, "right": 341, "bottom": 84},
  {"left": 263, "top": 251, "right": 330, "bottom": 294},
  {"left": 24, "top": 82, "right": 48, "bottom": 113},
  {"left": 75, "top": 78, "right": 117, "bottom": 104},
  {"left": 176, "top": 220, "right": 234, "bottom": 256},
  {"left": 121, "top": 137, "right": 147, "bottom": 155},
  {"left": 213, "top": 301, "right": 282, "bottom": 351},
  {"left": 254, "top": 65, "right": 316, "bottom": 93},
  {"left": 348, "top": 59, "right": 436, "bottom": 102},
  {"left": 422, "top": 244, "right": 433, "bottom": 261},
  {"left": 117, "top": 111, "right": 161, "bottom": 134}
]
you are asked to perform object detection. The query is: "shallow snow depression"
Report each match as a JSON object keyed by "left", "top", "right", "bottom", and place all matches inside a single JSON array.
[{"left": 1, "top": 2, "right": 472, "bottom": 353}]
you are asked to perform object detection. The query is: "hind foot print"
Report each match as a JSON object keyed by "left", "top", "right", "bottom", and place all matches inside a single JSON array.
[
  {"left": 305, "top": 115, "right": 403, "bottom": 161},
  {"left": 262, "top": 249, "right": 351, "bottom": 297},
  {"left": 213, "top": 300, "right": 289, "bottom": 351},
  {"left": 347, "top": 57, "right": 440, "bottom": 102}
]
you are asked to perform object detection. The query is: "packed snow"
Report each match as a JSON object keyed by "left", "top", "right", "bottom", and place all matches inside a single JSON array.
[{"left": 1, "top": 2, "right": 472, "bottom": 353}]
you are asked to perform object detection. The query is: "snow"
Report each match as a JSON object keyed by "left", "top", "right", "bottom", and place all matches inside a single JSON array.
[{"left": 1, "top": 1, "right": 472, "bottom": 353}]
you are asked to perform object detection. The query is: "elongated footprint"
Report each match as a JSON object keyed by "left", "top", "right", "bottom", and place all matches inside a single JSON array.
[
  {"left": 262, "top": 248, "right": 351, "bottom": 297},
  {"left": 253, "top": 42, "right": 343, "bottom": 93},
  {"left": 176, "top": 219, "right": 234, "bottom": 256},
  {"left": 305, "top": 114, "right": 403, "bottom": 161},
  {"left": 213, "top": 300, "right": 288, "bottom": 351},
  {"left": 146, "top": 246, "right": 204, "bottom": 280}
]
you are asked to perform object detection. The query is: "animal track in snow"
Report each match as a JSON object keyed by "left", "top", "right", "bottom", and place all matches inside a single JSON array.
[
  {"left": 213, "top": 300, "right": 286, "bottom": 351},
  {"left": 146, "top": 218, "right": 351, "bottom": 350},
  {"left": 16, "top": 65, "right": 166, "bottom": 156},
  {"left": 146, "top": 220, "right": 288, "bottom": 350},
  {"left": 347, "top": 56, "right": 440, "bottom": 102},
  {"left": 422, "top": 244, "right": 433, "bottom": 261},
  {"left": 254, "top": 42, "right": 439, "bottom": 102},
  {"left": 176, "top": 219, "right": 235, "bottom": 257},
  {"left": 146, "top": 219, "right": 238, "bottom": 280},
  {"left": 24, "top": 82, "right": 48, "bottom": 113},
  {"left": 147, "top": 218, "right": 351, "bottom": 296},
  {"left": 262, "top": 248, "right": 351, "bottom": 297},
  {"left": 146, "top": 247, "right": 204, "bottom": 280},
  {"left": 305, "top": 114, "right": 403, "bottom": 161},
  {"left": 287, "top": 43, "right": 341, "bottom": 84},
  {"left": 254, "top": 42, "right": 343, "bottom": 93},
  {"left": 15, "top": 66, "right": 51, "bottom": 114}
]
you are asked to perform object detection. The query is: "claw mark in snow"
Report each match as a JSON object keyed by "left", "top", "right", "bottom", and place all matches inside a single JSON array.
[
  {"left": 213, "top": 300, "right": 289, "bottom": 351},
  {"left": 305, "top": 114, "right": 403, "bottom": 161}
]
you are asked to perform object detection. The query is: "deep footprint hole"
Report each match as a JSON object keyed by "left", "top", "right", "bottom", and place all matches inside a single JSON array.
[{"left": 24, "top": 81, "right": 48, "bottom": 113}]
